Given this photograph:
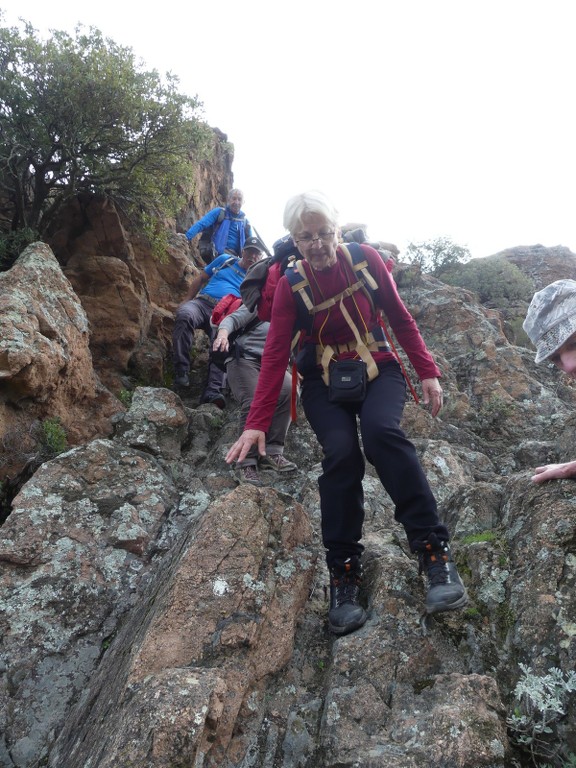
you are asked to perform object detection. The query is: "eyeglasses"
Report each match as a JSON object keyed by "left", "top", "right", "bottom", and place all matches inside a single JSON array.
[{"left": 295, "top": 232, "right": 336, "bottom": 248}]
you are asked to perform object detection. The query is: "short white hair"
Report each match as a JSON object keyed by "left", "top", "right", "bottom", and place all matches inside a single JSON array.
[{"left": 283, "top": 190, "right": 339, "bottom": 236}]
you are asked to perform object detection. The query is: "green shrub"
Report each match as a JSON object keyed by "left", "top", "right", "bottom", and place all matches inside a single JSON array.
[
  {"left": 118, "top": 389, "right": 133, "bottom": 407},
  {"left": 461, "top": 530, "right": 500, "bottom": 545},
  {"left": 507, "top": 316, "right": 532, "bottom": 347},
  {"left": 508, "top": 664, "right": 576, "bottom": 766},
  {"left": 0, "top": 228, "right": 39, "bottom": 272},
  {"left": 0, "top": 18, "right": 212, "bottom": 241},
  {"left": 39, "top": 417, "right": 68, "bottom": 457},
  {"left": 471, "top": 395, "right": 515, "bottom": 436},
  {"left": 442, "top": 255, "right": 533, "bottom": 307}
]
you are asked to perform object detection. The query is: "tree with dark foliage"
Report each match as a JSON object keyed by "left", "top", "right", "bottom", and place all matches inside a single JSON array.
[
  {"left": 404, "top": 236, "right": 471, "bottom": 277},
  {"left": 0, "top": 15, "right": 212, "bottom": 266}
]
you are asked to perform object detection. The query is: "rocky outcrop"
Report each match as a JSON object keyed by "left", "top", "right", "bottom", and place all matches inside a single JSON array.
[
  {"left": 496, "top": 243, "right": 575, "bottom": 290},
  {"left": 1, "top": 238, "right": 576, "bottom": 766},
  {"left": 42, "top": 129, "right": 235, "bottom": 394},
  {"left": 50, "top": 482, "right": 315, "bottom": 768},
  {"left": 175, "top": 127, "right": 236, "bottom": 236},
  {"left": 0, "top": 128, "right": 234, "bottom": 481},
  {"left": 45, "top": 194, "right": 198, "bottom": 392},
  {"left": 0, "top": 243, "right": 121, "bottom": 479},
  {"left": 0, "top": 435, "right": 180, "bottom": 766}
]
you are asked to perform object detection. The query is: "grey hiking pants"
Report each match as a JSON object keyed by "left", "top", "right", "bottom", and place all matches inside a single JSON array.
[{"left": 226, "top": 356, "right": 292, "bottom": 466}]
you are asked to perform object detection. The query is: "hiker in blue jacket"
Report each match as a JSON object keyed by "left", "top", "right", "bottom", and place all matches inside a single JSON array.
[
  {"left": 172, "top": 236, "right": 264, "bottom": 405},
  {"left": 185, "top": 189, "right": 252, "bottom": 260}
]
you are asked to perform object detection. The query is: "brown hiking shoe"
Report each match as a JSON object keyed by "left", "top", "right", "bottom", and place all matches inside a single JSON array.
[
  {"left": 234, "top": 464, "right": 262, "bottom": 486},
  {"left": 259, "top": 453, "right": 297, "bottom": 473}
]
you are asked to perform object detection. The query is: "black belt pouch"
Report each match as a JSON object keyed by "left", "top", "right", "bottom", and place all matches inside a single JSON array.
[{"left": 328, "top": 359, "right": 367, "bottom": 402}]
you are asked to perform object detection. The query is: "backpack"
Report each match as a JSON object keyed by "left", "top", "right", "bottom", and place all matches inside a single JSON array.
[
  {"left": 240, "top": 234, "right": 302, "bottom": 321},
  {"left": 240, "top": 240, "right": 419, "bottom": 404},
  {"left": 198, "top": 208, "right": 251, "bottom": 263},
  {"left": 341, "top": 226, "right": 397, "bottom": 263},
  {"left": 285, "top": 242, "right": 388, "bottom": 383},
  {"left": 242, "top": 239, "right": 387, "bottom": 328},
  {"left": 210, "top": 294, "right": 242, "bottom": 327}
]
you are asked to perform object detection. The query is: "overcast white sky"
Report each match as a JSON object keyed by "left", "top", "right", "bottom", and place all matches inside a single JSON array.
[{"left": 2, "top": 0, "right": 575, "bottom": 259}]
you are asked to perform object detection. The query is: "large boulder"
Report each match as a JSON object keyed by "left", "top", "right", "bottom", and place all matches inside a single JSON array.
[{"left": 0, "top": 243, "right": 121, "bottom": 479}]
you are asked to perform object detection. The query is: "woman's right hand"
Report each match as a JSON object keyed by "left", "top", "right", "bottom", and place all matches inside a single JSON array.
[{"left": 226, "top": 430, "right": 266, "bottom": 464}]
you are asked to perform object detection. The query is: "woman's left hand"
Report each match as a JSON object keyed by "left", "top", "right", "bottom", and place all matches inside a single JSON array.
[
  {"left": 213, "top": 329, "right": 230, "bottom": 352},
  {"left": 421, "top": 378, "right": 443, "bottom": 417}
]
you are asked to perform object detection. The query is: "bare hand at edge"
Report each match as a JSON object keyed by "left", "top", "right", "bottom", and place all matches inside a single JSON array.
[{"left": 531, "top": 461, "right": 576, "bottom": 483}]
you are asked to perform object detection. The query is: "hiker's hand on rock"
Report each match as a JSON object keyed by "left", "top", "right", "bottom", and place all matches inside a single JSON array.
[
  {"left": 213, "top": 329, "right": 229, "bottom": 352},
  {"left": 226, "top": 430, "right": 266, "bottom": 465},
  {"left": 421, "top": 378, "right": 443, "bottom": 418},
  {"left": 531, "top": 460, "right": 576, "bottom": 483}
]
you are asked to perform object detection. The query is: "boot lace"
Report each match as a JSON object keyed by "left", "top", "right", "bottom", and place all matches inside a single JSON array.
[
  {"left": 419, "top": 543, "right": 452, "bottom": 585},
  {"left": 332, "top": 573, "right": 361, "bottom": 607}
]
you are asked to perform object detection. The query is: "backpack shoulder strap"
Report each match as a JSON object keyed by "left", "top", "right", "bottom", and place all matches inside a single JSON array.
[
  {"left": 286, "top": 247, "right": 373, "bottom": 318},
  {"left": 211, "top": 255, "right": 238, "bottom": 275},
  {"left": 287, "top": 260, "right": 314, "bottom": 310},
  {"left": 206, "top": 208, "right": 227, "bottom": 245},
  {"left": 208, "top": 207, "right": 225, "bottom": 233},
  {"left": 343, "top": 244, "right": 420, "bottom": 404},
  {"left": 284, "top": 260, "right": 315, "bottom": 332},
  {"left": 339, "top": 243, "right": 378, "bottom": 310},
  {"left": 285, "top": 246, "right": 382, "bottom": 383}
]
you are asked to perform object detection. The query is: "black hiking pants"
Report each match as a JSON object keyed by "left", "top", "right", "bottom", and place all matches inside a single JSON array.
[{"left": 300, "top": 360, "right": 449, "bottom": 570}]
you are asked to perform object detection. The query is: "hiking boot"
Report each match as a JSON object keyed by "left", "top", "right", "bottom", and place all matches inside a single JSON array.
[
  {"left": 174, "top": 370, "right": 190, "bottom": 388},
  {"left": 418, "top": 539, "right": 468, "bottom": 615},
  {"left": 328, "top": 557, "right": 367, "bottom": 636},
  {"left": 259, "top": 453, "right": 297, "bottom": 473},
  {"left": 234, "top": 464, "right": 262, "bottom": 486},
  {"left": 201, "top": 393, "right": 226, "bottom": 409}
]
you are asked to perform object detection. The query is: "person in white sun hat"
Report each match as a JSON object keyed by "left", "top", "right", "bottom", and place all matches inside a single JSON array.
[{"left": 523, "top": 278, "right": 576, "bottom": 483}]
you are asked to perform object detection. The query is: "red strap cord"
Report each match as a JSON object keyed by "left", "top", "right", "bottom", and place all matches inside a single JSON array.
[
  {"left": 378, "top": 316, "right": 420, "bottom": 404},
  {"left": 290, "top": 361, "right": 299, "bottom": 422}
]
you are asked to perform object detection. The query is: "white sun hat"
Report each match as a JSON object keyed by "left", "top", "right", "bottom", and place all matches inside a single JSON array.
[{"left": 523, "top": 279, "right": 576, "bottom": 364}]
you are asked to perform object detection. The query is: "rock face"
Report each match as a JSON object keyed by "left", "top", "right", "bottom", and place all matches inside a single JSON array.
[
  {"left": 496, "top": 243, "right": 575, "bottom": 289},
  {"left": 0, "top": 243, "right": 121, "bottom": 478},
  {"left": 45, "top": 193, "right": 200, "bottom": 393},
  {"left": 1, "top": 235, "right": 576, "bottom": 767},
  {"left": 1, "top": 129, "right": 234, "bottom": 481},
  {"left": 42, "top": 127, "right": 235, "bottom": 394}
]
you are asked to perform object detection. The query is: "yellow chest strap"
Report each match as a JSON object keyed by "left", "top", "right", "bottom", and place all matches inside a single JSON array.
[{"left": 290, "top": 246, "right": 381, "bottom": 385}]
